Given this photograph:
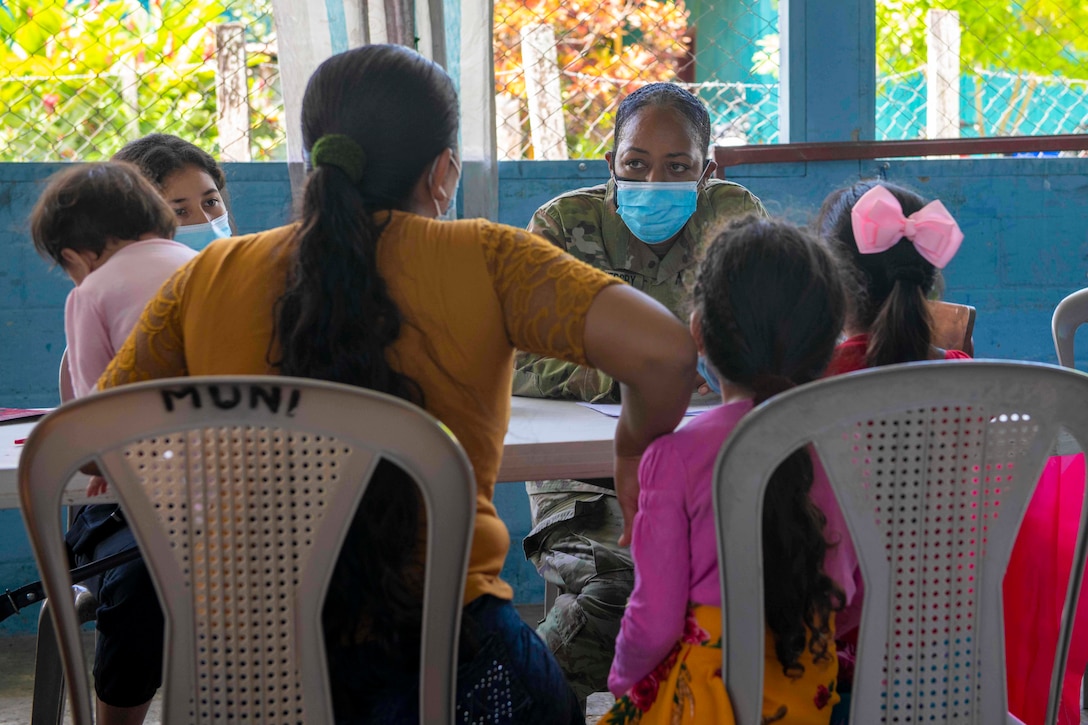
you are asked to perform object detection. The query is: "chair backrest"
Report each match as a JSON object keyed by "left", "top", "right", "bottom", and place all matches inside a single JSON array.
[
  {"left": 929, "top": 300, "right": 976, "bottom": 356},
  {"left": 713, "top": 361, "right": 1088, "bottom": 725},
  {"left": 58, "top": 348, "right": 74, "bottom": 403},
  {"left": 19, "top": 376, "right": 476, "bottom": 725},
  {"left": 1053, "top": 288, "right": 1088, "bottom": 367}
]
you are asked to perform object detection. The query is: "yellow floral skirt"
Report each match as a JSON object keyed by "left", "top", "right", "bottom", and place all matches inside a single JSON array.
[{"left": 598, "top": 605, "right": 839, "bottom": 725}]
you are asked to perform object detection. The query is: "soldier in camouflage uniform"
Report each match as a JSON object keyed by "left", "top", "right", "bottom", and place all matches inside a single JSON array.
[{"left": 513, "top": 82, "right": 766, "bottom": 705}]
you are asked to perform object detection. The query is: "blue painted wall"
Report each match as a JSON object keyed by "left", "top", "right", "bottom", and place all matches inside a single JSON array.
[
  {"left": 1, "top": 157, "right": 1086, "bottom": 633},
  {"left": 0, "top": 163, "right": 294, "bottom": 634}
]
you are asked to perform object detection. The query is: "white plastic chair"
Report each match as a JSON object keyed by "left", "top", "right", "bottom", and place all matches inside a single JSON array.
[
  {"left": 29, "top": 346, "right": 89, "bottom": 725},
  {"left": 29, "top": 586, "right": 97, "bottom": 725},
  {"left": 19, "top": 376, "right": 476, "bottom": 725},
  {"left": 714, "top": 360, "right": 1088, "bottom": 724},
  {"left": 58, "top": 347, "right": 74, "bottom": 403},
  {"left": 1053, "top": 288, "right": 1088, "bottom": 367}
]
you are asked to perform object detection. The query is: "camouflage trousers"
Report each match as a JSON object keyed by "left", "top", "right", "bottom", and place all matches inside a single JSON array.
[{"left": 523, "top": 484, "right": 634, "bottom": 702}]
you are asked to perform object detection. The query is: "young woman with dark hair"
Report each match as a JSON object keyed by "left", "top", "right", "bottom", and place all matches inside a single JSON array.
[
  {"left": 602, "top": 215, "right": 848, "bottom": 725},
  {"left": 97, "top": 44, "right": 696, "bottom": 723},
  {"left": 114, "top": 133, "right": 232, "bottom": 249}
]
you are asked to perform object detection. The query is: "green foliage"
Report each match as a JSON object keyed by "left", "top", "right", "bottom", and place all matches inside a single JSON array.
[
  {"left": 872, "top": 0, "right": 1088, "bottom": 138},
  {"left": 753, "top": 2, "right": 1088, "bottom": 82},
  {"left": 750, "top": 33, "right": 779, "bottom": 80},
  {"left": 877, "top": 0, "right": 1088, "bottom": 78},
  {"left": 0, "top": 0, "right": 284, "bottom": 162}
]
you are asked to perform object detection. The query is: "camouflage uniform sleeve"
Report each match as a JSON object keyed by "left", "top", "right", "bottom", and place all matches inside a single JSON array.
[
  {"left": 527, "top": 205, "right": 567, "bottom": 247},
  {"left": 743, "top": 188, "right": 769, "bottom": 218},
  {"left": 511, "top": 201, "right": 620, "bottom": 403},
  {"left": 512, "top": 351, "right": 620, "bottom": 402},
  {"left": 710, "top": 181, "right": 768, "bottom": 219}
]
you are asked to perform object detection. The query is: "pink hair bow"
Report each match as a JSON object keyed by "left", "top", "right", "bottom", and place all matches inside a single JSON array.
[{"left": 850, "top": 185, "right": 964, "bottom": 269}]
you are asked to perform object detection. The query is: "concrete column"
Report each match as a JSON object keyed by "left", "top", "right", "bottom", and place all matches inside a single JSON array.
[{"left": 215, "top": 23, "right": 252, "bottom": 162}]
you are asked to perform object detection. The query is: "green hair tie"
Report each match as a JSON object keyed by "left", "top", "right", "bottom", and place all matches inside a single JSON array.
[{"left": 310, "top": 134, "right": 366, "bottom": 183}]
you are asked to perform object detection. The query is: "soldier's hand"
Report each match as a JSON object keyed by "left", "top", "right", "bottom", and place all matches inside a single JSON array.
[
  {"left": 694, "top": 373, "right": 711, "bottom": 396},
  {"left": 614, "top": 453, "right": 641, "bottom": 547},
  {"left": 86, "top": 475, "right": 108, "bottom": 497}
]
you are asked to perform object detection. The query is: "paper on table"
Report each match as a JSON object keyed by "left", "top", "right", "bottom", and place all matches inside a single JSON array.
[
  {"left": 577, "top": 402, "right": 717, "bottom": 418},
  {"left": 0, "top": 408, "right": 51, "bottom": 423}
]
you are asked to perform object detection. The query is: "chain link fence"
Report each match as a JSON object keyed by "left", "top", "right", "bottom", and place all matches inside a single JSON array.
[
  {"left": 0, "top": 0, "right": 284, "bottom": 162},
  {"left": 493, "top": 0, "right": 779, "bottom": 160},
  {"left": 876, "top": 1, "right": 1088, "bottom": 143},
  {"left": 5, "top": 0, "right": 1085, "bottom": 163}
]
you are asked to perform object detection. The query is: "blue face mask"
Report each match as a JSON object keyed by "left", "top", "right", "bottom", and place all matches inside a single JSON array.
[
  {"left": 615, "top": 179, "right": 699, "bottom": 244},
  {"left": 173, "top": 213, "right": 232, "bottom": 251},
  {"left": 697, "top": 355, "right": 722, "bottom": 395}
]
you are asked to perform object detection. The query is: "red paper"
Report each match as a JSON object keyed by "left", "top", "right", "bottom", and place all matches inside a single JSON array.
[{"left": 0, "top": 408, "right": 51, "bottom": 423}]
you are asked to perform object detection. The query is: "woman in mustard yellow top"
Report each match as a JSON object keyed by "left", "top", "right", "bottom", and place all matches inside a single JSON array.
[{"left": 97, "top": 44, "right": 695, "bottom": 724}]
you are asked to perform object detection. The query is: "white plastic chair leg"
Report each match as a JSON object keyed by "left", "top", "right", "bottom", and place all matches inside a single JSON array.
[
  {"left": 30, "top": 600, "right": 66, "bottom": 725},
  {"left": 30, "top": 586, "right": 98, "bottom": 725}
]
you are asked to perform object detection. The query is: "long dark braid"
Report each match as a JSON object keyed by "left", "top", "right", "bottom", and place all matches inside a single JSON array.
[
  {"left": 694, "top": 215, "right": 846, "bottom": 676},
  {"left": 268, "top": 45, "right": 459, "bottom": 690}
]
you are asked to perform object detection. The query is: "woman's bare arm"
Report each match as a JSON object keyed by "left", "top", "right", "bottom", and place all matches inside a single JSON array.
[{"left": 581, "top": 284, "right": 696, "bottom": 545}]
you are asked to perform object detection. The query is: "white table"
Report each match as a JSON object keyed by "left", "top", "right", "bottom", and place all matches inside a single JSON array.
[
  {"left": 498, "top": 397, "right": 620, "bottom": 482},
  {"left": 0, "top": 398, "right": 624, "bottom": 509},
  {"left": 0, "top": 420, "right": 39, "bottom": 509}
]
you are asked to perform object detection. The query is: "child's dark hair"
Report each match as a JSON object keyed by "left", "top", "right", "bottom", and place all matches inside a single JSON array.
[
  {"left": 29, "top": 162, "right": 176, "bottom": 267},
  {"left": 693, "top": 215, "right": 846, "bottom": 677},
  {"left": 113, "top": 133, "right": 226, "bottom": 191},
  {"left": 613, "top": 82, "right": 711, "bottom": 160},
  {"left": 269, "top": 44, "right": 459, "bottom": 687},
  {"left": 817, "top": 180, "right": 938, "bottom": 367}
]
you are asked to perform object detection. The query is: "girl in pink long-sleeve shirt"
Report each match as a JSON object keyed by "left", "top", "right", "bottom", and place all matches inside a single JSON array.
[
  {"left": 601, "top": 216, "right": 850, "bottom": 725},
  {"left": 32, "top": 163, "right": 197, "bottom": 400},
  {"left": 29, "top": 162, "right": 196, "bottom": 725}
]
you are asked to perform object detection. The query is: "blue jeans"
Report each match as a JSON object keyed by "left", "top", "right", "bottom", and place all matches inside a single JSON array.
[{"left": 327, "top": 594, "right": 583, "bottom": 724}]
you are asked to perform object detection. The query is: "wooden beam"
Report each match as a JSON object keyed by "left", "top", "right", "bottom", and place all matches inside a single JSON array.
[
  {"left": 714, "top": 134, "right": 1088, "bottom": 171},
  {"left": 520, "top": 24, "right": 567, "bottom": 161},
  {"left": 215, "top": 23, "right": 253, "bottom": 162},
  {"left": 926, "top": 9, "right": 961, "bottom": 140}
]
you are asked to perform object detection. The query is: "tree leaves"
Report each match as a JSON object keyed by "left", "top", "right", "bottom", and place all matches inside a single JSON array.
[
  {"left": 877, "top": 0, "right": 1088, "bottom": 78},
  {"left": 0, "top": 0, "right": 283, "bottom": 161}
]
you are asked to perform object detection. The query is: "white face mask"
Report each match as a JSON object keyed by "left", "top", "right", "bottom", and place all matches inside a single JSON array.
[
  {"left": 173, "top": 213, "right": 232, "bottom": 251},
  {"left": 428, "top": 153, "right": 461, "bottom": 220}
]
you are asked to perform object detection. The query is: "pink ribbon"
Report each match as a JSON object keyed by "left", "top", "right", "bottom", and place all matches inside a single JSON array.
[{"left": 850, "top": 185, "right": 964, "bottom": 269}]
